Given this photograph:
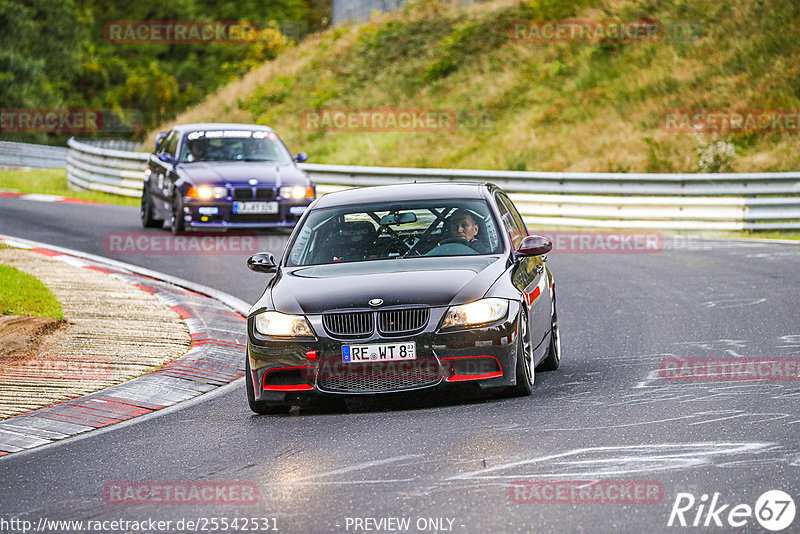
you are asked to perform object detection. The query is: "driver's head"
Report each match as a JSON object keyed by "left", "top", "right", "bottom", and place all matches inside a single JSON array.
[
  {"left": 449, "top": 209, "right": 479, "bottom": 241},
  {"left": 187, "top": 140, "right": 204, "bottom": 161}
]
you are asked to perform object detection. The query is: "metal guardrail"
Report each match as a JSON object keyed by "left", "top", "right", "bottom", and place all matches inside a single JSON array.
[
  {"left": 0, "top": 141, "right": 68, "bottom": 169},
  {"left": 64, "top": 138, "right": 800, "bottom": 230}
]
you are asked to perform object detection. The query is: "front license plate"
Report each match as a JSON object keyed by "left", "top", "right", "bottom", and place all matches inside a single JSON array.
[
  {"left": 342, "top": 342, "right": 416, "bottom": 363},
  {"left": 233, "top": 201, "right": 279, "bottom": 214}
]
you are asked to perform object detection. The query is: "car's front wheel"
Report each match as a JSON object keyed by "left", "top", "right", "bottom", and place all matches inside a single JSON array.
[
  {"left": 537, "top": 286, "right": 561, "bottom": 371},
  {"left": 245, "top": 358, "right": 291, "bottom": 415},
  {"left": 171, "top": 195, "right": 185, "bottom": 235},
  {"left": 140, "top": 189, "right": 163, "bottom": 228},
  {"left": 506, "top": 307, "right": 534, "bottom": 397}
]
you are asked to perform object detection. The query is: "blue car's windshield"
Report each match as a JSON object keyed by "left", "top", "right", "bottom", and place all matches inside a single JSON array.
[
  {"left": 286, "top": 199, "right": 502, "bottom": 266},
  {"left": 179, "top": 130, "right": 293, "bottom": 163}
]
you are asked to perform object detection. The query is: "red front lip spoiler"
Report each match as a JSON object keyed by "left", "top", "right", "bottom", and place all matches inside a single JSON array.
[
  {"left": 262, "top": 366, "right": 315, "bottom": 391},
  {"left": 260, "top": 354, "right": 505, "bottom": 392},
  {"left": 441, "top": 355, "right": 504, "bottom": 382}
]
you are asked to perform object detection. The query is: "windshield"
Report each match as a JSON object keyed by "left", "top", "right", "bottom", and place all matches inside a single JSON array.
[
  {"left": 286, "top": 199, "right": 502, "bottom": 266},
  {"left": 179, "top": 129, "right": 293, "bottom": 163}
]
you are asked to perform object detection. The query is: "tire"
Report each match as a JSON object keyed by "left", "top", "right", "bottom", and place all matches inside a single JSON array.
[
  {"left": 537, "top": 287, "right": 561, "bottom": 371},
  {"left": 171, "top": 195, "right": 185, "bottom": 235},
  {"left": 245, "top": 358, "right": 291, "bottom": 415},
  {"left": 506, "top": 307, "right": 534, "bottom": 397},
  {"left": 140, "top": 189, "right": 163, "bottom": 228}
]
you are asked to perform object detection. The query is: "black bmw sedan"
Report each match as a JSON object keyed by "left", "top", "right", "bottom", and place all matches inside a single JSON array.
[
  {"left": 245, "top": 183, "right": 561, "bottom": 414},
  {"left": 141, "top": 123, "right": 314, "bottom": 233}
]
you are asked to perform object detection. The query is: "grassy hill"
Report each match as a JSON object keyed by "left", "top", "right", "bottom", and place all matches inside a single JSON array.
[{"left": 146, "top": 0, "right": 800, "bottom": 173}]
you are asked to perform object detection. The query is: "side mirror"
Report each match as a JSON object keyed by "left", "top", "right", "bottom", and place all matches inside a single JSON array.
[
  {"left": 294, "top": 152, "right": 308, "bottom": 163},
  {"left": 157, "top": 152, "right": 175, "bottom": 164},
  {"left": 155, "top": 132, "right": 168, "bottom": 152},
  {"left": 247, "top": 252, "right": 278, "bottom": 273},
  {"left": 516, "top": 235, "right": 552, "bottom": 257}
]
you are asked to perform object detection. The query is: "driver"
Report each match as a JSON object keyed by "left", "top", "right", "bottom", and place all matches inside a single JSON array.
[
  {"left": 185, "top": 140, "right": 206, "bottom": 163},
  {"left": 442, "top": 209, "right": 489, "bottom": 253}
]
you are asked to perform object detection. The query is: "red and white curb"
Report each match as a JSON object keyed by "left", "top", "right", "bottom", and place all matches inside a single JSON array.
[
  {"left": 0, "top": 235, "right": 249, "bottom": 457},
  {"left": 0, "top": 190, "right": 109, "bottom": 205}
]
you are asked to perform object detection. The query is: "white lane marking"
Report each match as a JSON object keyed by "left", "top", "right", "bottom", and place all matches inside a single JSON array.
[
  {"left": 0, "top": 238, "right": 33, "bottom": 249},
  {"left": 447, "top": 442, "right": 777, "bottom": 481},
  {"left": 287, "top": 454, "right": 423, "bottom": 483},
  {"left": 700, "top": 298, "right": 767, "bottom": 309},
  {"left": 19, "top": 193, "right": 66, "bottom": 202}
]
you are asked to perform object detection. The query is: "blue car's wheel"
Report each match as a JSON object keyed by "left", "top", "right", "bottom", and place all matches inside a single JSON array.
[
  {"left": 171, "top": 196, "right": 185, "bottom": 235},
  {"left": 140, "top": 189, "right": 163, "bottom": 228}
]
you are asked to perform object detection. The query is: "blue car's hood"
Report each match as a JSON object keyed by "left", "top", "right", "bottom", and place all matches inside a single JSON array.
[{"left": 179, "top": 161, "right": 308, "bottom": 186}]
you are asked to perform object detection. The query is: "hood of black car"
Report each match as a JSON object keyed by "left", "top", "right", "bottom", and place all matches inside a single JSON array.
[
  {"left": 179, "top": 161, "right": 307, "bottom": 186},
  {"left": 269, "top": 256, "right": 507, "bottom": 315}
]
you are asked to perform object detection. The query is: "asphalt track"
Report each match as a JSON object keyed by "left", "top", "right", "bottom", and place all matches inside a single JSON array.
[{"left": 1, "top": 195, "right": 799, "bottom": 533}]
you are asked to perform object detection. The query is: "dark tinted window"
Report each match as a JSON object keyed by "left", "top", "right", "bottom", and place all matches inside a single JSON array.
[
  {"left": 286, "top": 199, "right": 502, "bottom": 266},
  {"left": 179, "top": 129, "right": 293, "bottom": 163},
  {"left": 495, "top": 194, "right": 524, "bottom": 249},
  {"left": 162, "top": 131, "right": 179, "bottom": 157}
]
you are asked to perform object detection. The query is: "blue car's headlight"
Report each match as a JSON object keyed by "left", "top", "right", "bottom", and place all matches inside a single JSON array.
[
  {"left": 188, "top": 186, "right": 227, "bottom": 200},
  {"left": 280, "top": 186, "right": 314, "bottom": 200}
]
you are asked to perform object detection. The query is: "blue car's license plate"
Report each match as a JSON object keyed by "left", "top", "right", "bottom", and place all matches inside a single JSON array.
[{"left": 233, "top": 201, "right": 278, "bottom": 214}]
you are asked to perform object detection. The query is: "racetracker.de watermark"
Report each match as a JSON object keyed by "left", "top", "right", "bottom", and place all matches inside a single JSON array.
[
  {"left": 302, "top": 108, "right": 456, "bottom": 132},
  {"left": 104, "top": 232, "right": 261, "bottom": 255},
  {"left": 662, "top": 109, "right": 800, "bottom": 133},
  {"left": 104, "top": 21, "right": 277, "bottom": 44},
  {"left": 509, "top": 19, "right": 662, "bottom": 42},
  {"left": 103, "top": 482, "right": 259, "bottom": 505},
  {"left": 509, "top": 480, "right": 663, "bottom": 504},
  {"left": 0, "top": 357, "right": 112, "bottom": 381},
  {"left": 535, "top": 231, "right": 664, "bottom": 253},
  {"left": 0, "top": 109, "right": 141, "bottom": 133},
  {"left": 660, "top": 357, "right": 800, "bottom": 382}
]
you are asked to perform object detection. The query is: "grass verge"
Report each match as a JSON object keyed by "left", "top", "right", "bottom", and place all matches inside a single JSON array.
[
  {"left": 0, "top": 259, "right": 64, "bottom": 319},
  {"left": 0, "top": 169, "right": 139, "bottom": 207}
]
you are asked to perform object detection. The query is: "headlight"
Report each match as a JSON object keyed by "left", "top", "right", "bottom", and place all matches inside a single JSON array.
[
  {"left": 188, "top": 186, "right": 227, "bottom": 200},
  {"left": 441, "top": 298, "right": 509, "bottom": 329},
  {"left": 254, "top": 311, "right": 315, "bottom": 337},
  {"left": 280, "top": 186, "right": 312, "bottom": 200}
]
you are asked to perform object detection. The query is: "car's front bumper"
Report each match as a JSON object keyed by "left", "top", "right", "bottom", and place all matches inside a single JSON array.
[
  {"left": 247, "top": 303, "right": 523, "bottom": 405},
  {"left": 182, "top": 200, "right": 311, "bottom": 230}
]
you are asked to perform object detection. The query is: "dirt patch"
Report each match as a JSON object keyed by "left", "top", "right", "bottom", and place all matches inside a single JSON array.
[{"left": 0, "top": 315, "right": 70, "bottom": 361}]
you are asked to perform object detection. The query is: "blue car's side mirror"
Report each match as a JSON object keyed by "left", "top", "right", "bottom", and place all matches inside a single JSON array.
[
  {"left": 294, "top": 153, "right": 308, "bottom": 163},
  {"left": 157, "top": 152, "right": 175, "bottom": 165}
]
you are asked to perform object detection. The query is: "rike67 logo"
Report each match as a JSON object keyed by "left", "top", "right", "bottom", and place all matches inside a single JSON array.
[{"left": 668, "top": 490, "right": 795, "bottom": 531}]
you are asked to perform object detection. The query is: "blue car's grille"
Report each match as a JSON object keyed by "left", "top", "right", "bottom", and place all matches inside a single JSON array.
[
  {"left": 233, "top": 188, "right": 252, "bottom": 200},
  {"left": 255, "top": 188, "right": 275, "bottom": 200},
  {"left": 233, "top": 187, "right": 276, "bottom": 201}
]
